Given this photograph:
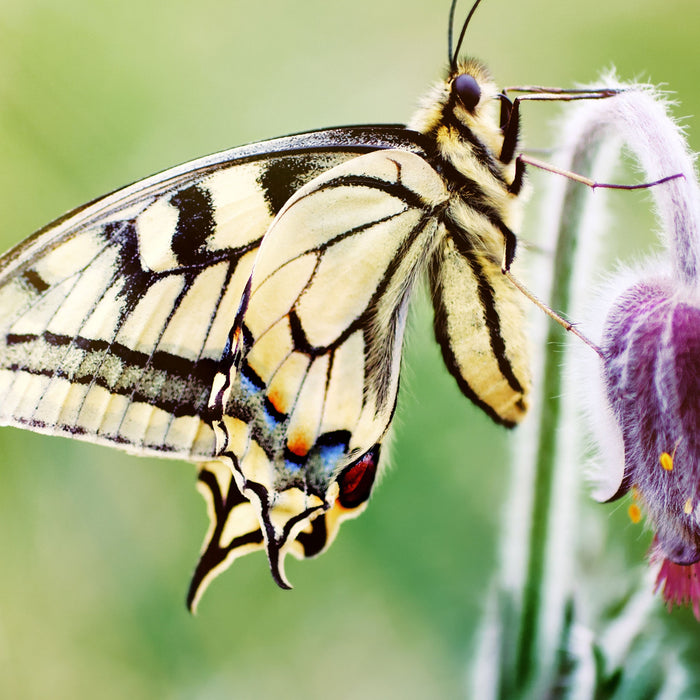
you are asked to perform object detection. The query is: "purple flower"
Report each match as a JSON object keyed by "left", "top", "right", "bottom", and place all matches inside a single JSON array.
[
  {"left": 601, "top": 280, "right": 700, "bottom": 614},
  {"left": 568, "top": 84, "right": 700, "bottom": 617},
  {"left": 653, "top": 540, "right": 700, "bottom": 620}
]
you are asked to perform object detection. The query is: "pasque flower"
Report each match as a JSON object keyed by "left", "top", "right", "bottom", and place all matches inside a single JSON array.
[
  {"left": 602, "top": 278, "right": 700, "bottom": 616},
  {"left": 579, "top": 85, "right": 700, "bottom": 617}
]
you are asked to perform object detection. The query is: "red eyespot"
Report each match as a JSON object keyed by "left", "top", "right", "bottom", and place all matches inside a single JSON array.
[{"left": 337, "top": 447, "right": 379, "bottom": 509}]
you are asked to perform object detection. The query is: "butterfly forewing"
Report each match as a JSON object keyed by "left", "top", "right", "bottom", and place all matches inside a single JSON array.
[{"left": 0, "top": 127, "right": 423, "bottom": 461}]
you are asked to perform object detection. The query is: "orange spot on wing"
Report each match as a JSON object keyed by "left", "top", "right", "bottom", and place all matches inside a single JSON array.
[
  {"left": 267, "top": 388, "right": 286, "bottom": 415},
  {"left": 287, "top": 432, "right": 311, "bottom": 457}
]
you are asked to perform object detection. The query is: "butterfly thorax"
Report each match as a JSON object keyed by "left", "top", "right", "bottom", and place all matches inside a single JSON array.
[{"left": 409, "top": 59, "right": 525, "bottom": 266}]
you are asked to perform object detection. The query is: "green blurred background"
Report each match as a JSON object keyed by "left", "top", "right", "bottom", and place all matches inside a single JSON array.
[{"left": 0, "top": 0, "right": 698, "bottom": 697}]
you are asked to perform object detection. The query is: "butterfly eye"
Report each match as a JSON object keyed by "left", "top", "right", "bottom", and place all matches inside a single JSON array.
[{"left": 454, "top": 73, "right": 481, "bottom": 112}]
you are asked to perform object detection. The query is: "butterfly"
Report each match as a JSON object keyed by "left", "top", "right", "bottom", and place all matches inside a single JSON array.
[{"left": 0, "top": 0, "right": 615, "bottom": 611}]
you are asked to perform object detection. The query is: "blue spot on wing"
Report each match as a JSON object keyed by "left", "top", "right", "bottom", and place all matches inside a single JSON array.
[
  {"left": 262, "top": 396, "right": 285, "bottom": 431},
  {"left": 284, "top": 459, "right": 303, "bottom": 474},
  {"left": 283, "top": 437, "right": 346, "bottom": 477},
  {"left": 283, "top": 446, "right": 306, "bottom": 475},
  {"left": 262, "top": 406, "right": 281, "bottom": 431},
  {"left": 240, "top": 372, "right": 263, "bottom": 397},
  {"left": 315, "top": 430, "right": 352, "bottom": 475},
  {"left": 318, "top": 441, "right": 348, "bottom": 474}
]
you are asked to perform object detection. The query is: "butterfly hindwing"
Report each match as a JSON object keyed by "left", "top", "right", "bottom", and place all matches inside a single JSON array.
[
  {"left": 188, "top": 460, "right": 265, "bottom": 610},
  {"left": 0, "top": 127, "right": 424, "bottom": 461},
  {"left": 193, "top": 149, "right": 450, "bottom": 596},
  {"left": 189, "top": 444, "right": 380, "bottom": 611}
]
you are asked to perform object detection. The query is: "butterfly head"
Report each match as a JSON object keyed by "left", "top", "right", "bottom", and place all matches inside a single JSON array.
[
  {"left": 409, "top": 59, "right": 516, "bottom": 173},
  {"left": 447, "top": 59, "right": 501, "bottom": 128}
]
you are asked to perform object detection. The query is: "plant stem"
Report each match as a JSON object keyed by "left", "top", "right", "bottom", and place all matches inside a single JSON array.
[{"left": 515, "top": 143, "right": 601, "bottom": 690}]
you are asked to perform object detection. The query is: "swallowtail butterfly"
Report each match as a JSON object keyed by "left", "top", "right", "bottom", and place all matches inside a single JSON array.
[{"left": 0, "top": 0, "right": 616, "bottom": 610}]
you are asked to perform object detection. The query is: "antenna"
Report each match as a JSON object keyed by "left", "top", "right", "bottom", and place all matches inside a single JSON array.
[{"left": 449, "top": 0, "right": 484, "bottom": 70}]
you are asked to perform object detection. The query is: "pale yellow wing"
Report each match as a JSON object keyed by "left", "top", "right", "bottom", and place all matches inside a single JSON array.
[
  {"left": 188, "top": 149, "right": 449, "bottom": 608},
  {"left": 0, "top": 128, "right": 418, "bottom": 460}
]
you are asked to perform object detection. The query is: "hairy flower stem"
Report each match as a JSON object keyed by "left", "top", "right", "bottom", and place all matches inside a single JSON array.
[
  {"left": 514, "top": 142, "right": 603, "bottom": 688},
  {"left": 481, "top": 82, "right": 697, "bottom": 697}
]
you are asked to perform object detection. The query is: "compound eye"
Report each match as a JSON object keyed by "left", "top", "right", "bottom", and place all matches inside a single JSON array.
[{"left": 454, "top": 73, "right": 481, "bottom": 112}]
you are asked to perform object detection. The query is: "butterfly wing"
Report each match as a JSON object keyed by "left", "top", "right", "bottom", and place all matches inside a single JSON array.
[
  {"left": 187, "top": 148, "right": 449, "bottom": 607},
  {"left": 429, "top": 231, "right": 531, "bottom": 427},
  {"left": 0, "top": 118, "right": 529, "bottom": 605},
  {"left": 0, "top": 126, "right": 424, "bottom": 461}
]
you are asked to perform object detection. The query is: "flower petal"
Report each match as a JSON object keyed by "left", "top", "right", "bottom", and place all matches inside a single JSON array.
[{"left": 602, "top": 280, "right": 700, "bottom": 563}]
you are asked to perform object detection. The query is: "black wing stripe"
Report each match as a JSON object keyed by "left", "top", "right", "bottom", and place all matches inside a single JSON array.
[
  {"left": 295, "top": 516, "right": 328, "bottom": 558},
  {"left": 6, "top": 331, "right": 217, "bottom": 416},
  {"left": 258, "top": 154, "right": 331, "bottom": 216},
  {"left": 312, "top": 173, "right": 431, "bottom": 210},
  {"left": 187, "top": 466, "right": 263, "bottom": 611},
  {"left": 21, "top": 269, "right": 50, "bottom": 294},
  {"left": 170, "top": 186, "right": 217, "bottom": 265}
]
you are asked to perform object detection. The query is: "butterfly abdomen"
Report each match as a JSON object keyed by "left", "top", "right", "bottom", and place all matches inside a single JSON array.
[{"left": 409, "top": 59, "right": 531, "bottom": 425}]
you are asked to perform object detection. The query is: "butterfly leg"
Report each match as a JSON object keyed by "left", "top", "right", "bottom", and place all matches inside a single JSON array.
[
  {"left": 500, "top": 86, "right": 682, "bottom": 352},
  {"left": 513, "top": 153, "right": 683, "bottom": 191},
  {"left": 504, "top": 270, "right": 604, "bottom": 356},
  {"left": 503, "top": 86, "right": 623, "bottom": 98},
  {"left": 499, "top": 87, "right": 623, "bottom": 164}
]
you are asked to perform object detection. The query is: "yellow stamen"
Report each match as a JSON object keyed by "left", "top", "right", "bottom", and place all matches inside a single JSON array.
[
  {"left": 660, "top": 452, "right": 674, "bottom": 471},
  {"left": 628, "top": 503, "right": 642, "bottom": 524},
  {"left": 685, "top": 499, "right": 693, "bottom": 515}
]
